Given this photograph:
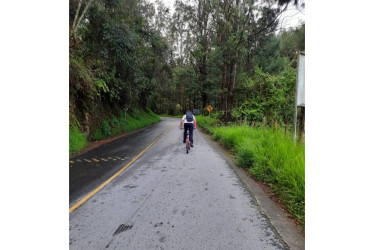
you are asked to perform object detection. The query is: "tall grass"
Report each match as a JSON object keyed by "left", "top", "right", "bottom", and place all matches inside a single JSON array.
[
  {"left": 195, "top": 116, "right": 218, "bottom": 133},
  {"left": 196, "top": 116, "right": 305, "bottom": 228}
]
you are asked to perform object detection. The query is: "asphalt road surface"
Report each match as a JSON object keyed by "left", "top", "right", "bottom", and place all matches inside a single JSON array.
[{"left": 69, "top": 117, "right": 287, "bottom": 250}]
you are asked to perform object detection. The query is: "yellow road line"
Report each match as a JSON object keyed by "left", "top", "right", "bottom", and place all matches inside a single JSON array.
[
  {"left": 92, "top": 158, "right": 100, "bottom": 162},
  {"left": 69, "top": 125, "right": 173, "bottom": 213}
]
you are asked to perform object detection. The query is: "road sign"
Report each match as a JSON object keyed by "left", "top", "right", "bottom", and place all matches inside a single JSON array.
[
  {"left": 293, "top": 52, "right": 305, "bottom": 141},
  {"left": 207, "top": 105, "right": 213, "bottom": 113},
  {"left": 296, "top": 53, "right": 305, "bottom": 107}
]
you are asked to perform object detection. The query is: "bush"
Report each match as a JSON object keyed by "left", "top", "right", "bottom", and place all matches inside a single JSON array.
[
  {"left": 91, "top": 128, "right": 105, "bottom": 141},
  {"left": 69, "top": 127, "right": 87, "bottom": 154},
  {"left": 237, "top": 142, "right": 255, "bottom": 168},
  {"left": 101, "top": 120, "right": 111, "bottom": 136}
]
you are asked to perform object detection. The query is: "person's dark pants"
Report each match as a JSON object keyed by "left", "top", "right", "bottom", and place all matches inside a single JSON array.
[{"left": 183, "top": 123, "right": 194, "bottom": 144}]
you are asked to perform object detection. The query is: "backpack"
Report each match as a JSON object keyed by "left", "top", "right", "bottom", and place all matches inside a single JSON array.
[{"left": 186, "top": 110, "right": 193, "bottom": 122}]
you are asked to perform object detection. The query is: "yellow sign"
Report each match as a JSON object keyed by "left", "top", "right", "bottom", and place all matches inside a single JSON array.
[{"left": 207, "top": 105, "right": 213, "bottom": 113}]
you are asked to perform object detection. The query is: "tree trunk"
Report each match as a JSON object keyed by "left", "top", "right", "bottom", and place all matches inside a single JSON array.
[
  {"left": 72, "top": 0, "right": 94, "bottom": 38},
  {"left": 226, "top": 60, "right": 237, "bottom": 115},
  {"left": 200, "top": 42, "right": 208, "bottom": 110},
  {"left": 221, "top": 55, "right": 227, "bottom": 111},
  {"left": 181, "top": 83, "right": 184, "bottom": 110},
  {"left": 198, "top": 0, "right": 209, "bottom": 111},
  {"left": 71, "top": 0, "right": 82, "bottom": 33}
]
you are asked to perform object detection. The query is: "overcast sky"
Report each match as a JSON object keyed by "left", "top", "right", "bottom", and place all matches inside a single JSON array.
[
  {"left": 150, "top": 0, "right": 305, "bottom": 30},
  {"left": 279, "top": 0, "right": 305, "bottom": 30}
]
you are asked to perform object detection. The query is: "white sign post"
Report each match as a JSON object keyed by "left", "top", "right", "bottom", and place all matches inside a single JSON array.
[{"left": 293, "top": 52, "right": 305, "bottom": 141}]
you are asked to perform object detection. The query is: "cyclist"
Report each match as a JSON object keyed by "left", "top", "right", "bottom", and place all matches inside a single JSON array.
[{"left": 180, "top": 110, "right": 197, "bottom": 147}]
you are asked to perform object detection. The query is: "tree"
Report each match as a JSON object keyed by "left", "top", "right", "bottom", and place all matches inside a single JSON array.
[
  {"left": 70, "top": 0, "right": 94, "bottom": 42},
  {"left": 69, "top": 0, "right": 173, "bottom": 132},
  {"left": 209, "top": 0, "right": 292, "bottom": 120},
  {"left": 252, "top": 34, "right": 286, "bottom": 74},
  {"left": 280, "top": 23, "right": 305, "bottom": 61}
]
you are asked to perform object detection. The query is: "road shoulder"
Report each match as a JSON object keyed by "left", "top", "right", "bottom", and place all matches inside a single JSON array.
[{"left": 198, "top": 127, "right": 305, "bottom": 250}]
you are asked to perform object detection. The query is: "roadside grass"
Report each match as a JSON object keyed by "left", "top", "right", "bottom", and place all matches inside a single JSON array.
[
  {"left": 196, "top": 116, "right": 305, "bottom": 228},
  {"left": 69, "top": 109, "right": 160, "bottom": 155},
  {"left": 69, "top": 126, "right": 87, "bottom": 154},
  {"left": 91, "top": 109, "right": 160, "bottom": 141},
  {"left": 195, "top": 116, "right": 218, "bottom": 133}
]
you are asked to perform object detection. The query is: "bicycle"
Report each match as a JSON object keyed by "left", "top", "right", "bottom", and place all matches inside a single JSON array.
[
  {"left": 180, "top": 126, "right": 195, "bottom": 154},
  {"left": 185, "top": 131, "right": 191, "bottom": 154}
]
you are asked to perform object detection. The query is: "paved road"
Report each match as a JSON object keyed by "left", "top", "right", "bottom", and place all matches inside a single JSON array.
[{"left": 69, "top": 118, "right": 287, "bottom": 250}]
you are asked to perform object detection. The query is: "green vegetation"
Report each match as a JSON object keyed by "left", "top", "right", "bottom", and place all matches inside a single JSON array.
[
  {"left": 233, "top": 65, "right": 297, "bottom": 127},
  {"left": 280, "top": 23, "right": 305, "bottom": 63},
  {"left": 90, "top": 109, "right": 160, "bottom": 141},
  {"left": 197, "top": 116, "right": 305, "bottom": 228},
  {"left": 69, "top": 126, "right": 87, "bottom": 154},
  {"left": 69, "top": 0, "right": 173, "bottom": 148},
  {"left": 195, "top": 116, "right": 218, "bottom": 133},
  {"left": 70, "top": 110, "right": 160, "bottom": 154},
  {"left": 70, "top": 0, "right": 304, "bottom": 124},
  {"left": 69, "top": 0, "right": 304, "bottom": 134}
]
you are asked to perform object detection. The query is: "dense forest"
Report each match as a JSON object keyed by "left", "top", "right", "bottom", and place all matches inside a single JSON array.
[{"left": 69, "top": 0, "right": 305, "bottom": 143}]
